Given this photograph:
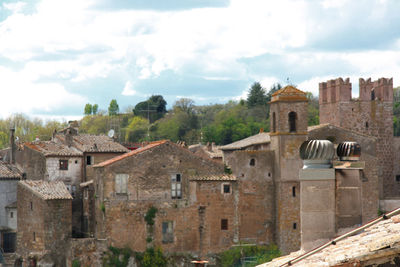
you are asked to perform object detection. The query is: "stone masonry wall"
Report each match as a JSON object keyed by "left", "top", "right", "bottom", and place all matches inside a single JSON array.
[
  {"left": 17, "top": 183, "right": 72, "bottom": 266},
  {"left": 319, "top": 78, "right": 397, "bottom": 198},
  {"left": 85, "top": 152, "right": 126, "bottom": 183},
  {"left": 15, "top": 146, "right": 46, "bottom": 180},
  {"left": 94, "top": 142, "right": 230, "bottom": 256}
]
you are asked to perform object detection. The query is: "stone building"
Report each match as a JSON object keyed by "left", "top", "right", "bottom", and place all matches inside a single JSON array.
[
  {"left": 0, "top": 161, "right": 22, "bottom": 253},
  {"left": 92, "top": 140, "right": 240, "bottom": 256},
  {"left": 17, "top": 180, "right": 72, "bottom": 267}
]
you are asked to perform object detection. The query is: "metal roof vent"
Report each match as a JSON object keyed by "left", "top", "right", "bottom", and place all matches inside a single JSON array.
[
  {"left": 300, "top": 140, "right": 334, "bottom": 169},
  {"left": 337, "top": 142, "right": 361, "bottom": 161}
]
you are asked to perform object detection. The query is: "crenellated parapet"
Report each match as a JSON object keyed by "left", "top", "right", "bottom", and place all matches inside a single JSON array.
[
  {"left": 319, "top": 77, "right": 393, "bottom": 104},
  {"left": 359, "top": 77, "right": 393, "bottom": 101},
  {"left": 319, "top": 77, "right": 351, "bottom": 104}
]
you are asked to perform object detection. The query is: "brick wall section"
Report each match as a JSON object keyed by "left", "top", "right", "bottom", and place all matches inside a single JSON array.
[
  {"left": 225, "top": 150, "right": 276, "bottom": 245},
  {"left": 270, "top": 96, "right": 308, "bottom": 254},
  {"left": 308, "top": 125, "right": 379, "bottom": 222},
  {"left": 319, "top": 77, "right": 397, "bottom": 198},
  {"left": 15, "top": 146, "right": 46, "bottom": 180},
  {"left": 17, "top": 183, "right": 72, "bottom": 266},
  {"left": 85, "top": 152, "right": 126, "bottom": 182},
  {"left": 93, "top": 141, "right": 234, "bottom": 256},
  {"left": 67, "top": 238, "right": 107, "bottom": 267}
]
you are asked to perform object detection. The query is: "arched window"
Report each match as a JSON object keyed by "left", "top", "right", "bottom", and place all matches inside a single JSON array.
[
  {"left": 272, "top": 112, "right": 276, "bottom": 132},
  {"left": 288, "top": 112, "right": 297, "bottom": 132},
  {"left": 249, "top": 158, "right": 255, "bottom": 166}
]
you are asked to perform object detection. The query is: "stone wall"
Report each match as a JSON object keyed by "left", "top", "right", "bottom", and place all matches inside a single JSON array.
[
  {"left": 319, "top": 77, "right": 397, "bottom": 198},
  {"left": 85, "top": 152, "right": 126, "bottom": 182},
  {"left": 93, "top": 142, "right": 231, "bottom": 256},
  {"left": 15, "top": 146, "right": 46, "bottom": 180},
  {"left": 308, "top": 125, "right": 379, "bottom": 222},
  {"left": 67, "top": 238, "right": 107, "bottom": 267},
  {"left": 0, "top": 180, "right": 18, "bottom": 228},
  {"left": 17, "top": 183, "right": 72, "bottom": 266}
]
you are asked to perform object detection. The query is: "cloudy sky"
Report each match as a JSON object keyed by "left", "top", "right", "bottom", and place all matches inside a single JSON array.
[{"left": 1, "top": 0, "right": 400, "bottom": 121}]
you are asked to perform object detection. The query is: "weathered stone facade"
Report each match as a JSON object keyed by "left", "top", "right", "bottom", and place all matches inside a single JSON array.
[
  {"left": 17, "top": 181, "right": 72, "bottom": 267},
  {"left": 319, "top": 77, "right": 397, "bottom": 198},
  {"left": 93, "top": 141, "right": 234, "bottom": 256}
]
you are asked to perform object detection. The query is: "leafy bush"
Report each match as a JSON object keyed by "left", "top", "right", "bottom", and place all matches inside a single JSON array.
[{"left": 217, "top": 244, "right": 280, "bottom": 267}]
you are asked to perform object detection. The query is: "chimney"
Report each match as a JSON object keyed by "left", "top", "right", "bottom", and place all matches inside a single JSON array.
[
  {"left": 9, "top": 128, "right": 15, "bottom": 164},
  {"left": 299, "top": 140, "right": 335, "bottom": 251},
  {"left": 66, "top": 129, "right": 73, "bottom": 147}
]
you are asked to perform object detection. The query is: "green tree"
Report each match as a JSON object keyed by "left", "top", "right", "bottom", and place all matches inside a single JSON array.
[
  {"left": 306, "top": 92, "right": 319, "bottom": 126},
  {"left": 134, "top": 95, "right": 167, "bottom": 123},
  {"left": 124, "top": 116, "right": 149, "bottom": 142},
  {"left": 92, "top": 104, "right": 99, "bottom": 115},
  {"left": 84, "top": 103, "right": 93, "bottom": 115},
  {"left": 247, "top": 82, "right": 267, "bottom": 108},
  {"left": 108, "top": 99, "right": 119, "bottom": 116}
]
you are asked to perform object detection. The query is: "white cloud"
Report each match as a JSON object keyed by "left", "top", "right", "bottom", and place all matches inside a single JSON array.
[{"left": 121, "top": 81, "right": 137, "bottom": 96}]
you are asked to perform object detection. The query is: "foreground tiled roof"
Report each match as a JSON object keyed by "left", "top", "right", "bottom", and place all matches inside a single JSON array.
[
  {"left": 259, "top": 211, "right": 400, "bottom": 267},
  {"left": 25, "top": 141, "right": 82, "bottom": 156},
  {"left": 0, "top": 161, "right": 22, "bottom": 179},
  {"left": 94, "top": 140, "right": 168, "bottom": 167},
  {"left": 220, "top": 132, "right": 270, "bottom": 150},
  {"left": 19, "top": 180, "right": 72, "bottom": 200},
  {"left": 56, "top": 134, "right": 129, "bottom": 153},
  {"left": 189, "top": 174, "right": 237, "bottom": 181}
]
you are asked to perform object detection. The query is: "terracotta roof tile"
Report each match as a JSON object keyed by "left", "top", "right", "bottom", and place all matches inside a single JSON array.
[
  {"left": 55, "top": 134, "right": 129, "bottom": 153},
  {"left": 19, "top": 180, "right": 72, "bottom": 200},
  {"left": 94, "top": 140, "right": 168, "bottom": 167},
  {"left": 25, "top": 141, "right": 82, "bottom": 157},
  {"left": 270, "top": 85, "right": 307, "bottom": 102},
  {"left": 189, "top": 174, "right": 237, "bottom": 181},
  {"left": 0, "top": 161, "right": 22, "bottom": 179},
  {"left": 259, "top": 210, "right": 400, "bottom": 267},
  {"left": 220, "top": 132, "right": 270, "bottom": 150}
]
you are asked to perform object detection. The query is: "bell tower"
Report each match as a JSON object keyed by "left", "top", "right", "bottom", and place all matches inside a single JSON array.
[{"left": 269, "top": 85, "right": 308, "bottom": 254}]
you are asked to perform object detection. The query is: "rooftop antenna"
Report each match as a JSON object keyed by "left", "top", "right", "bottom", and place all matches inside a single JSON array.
[{"left": 108, "top": 129, "right": 115, "bottom": 139}]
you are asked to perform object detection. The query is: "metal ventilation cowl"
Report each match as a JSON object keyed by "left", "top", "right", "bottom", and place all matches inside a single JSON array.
[
  {"left": 337, "top": 142, "right": 361, "bottom": 161},
  {"left": 300, "top": 140, "right": 334, "bottom": 169}
]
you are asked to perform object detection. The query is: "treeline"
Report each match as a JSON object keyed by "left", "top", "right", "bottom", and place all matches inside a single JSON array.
[{"left": 79, "top": 83, "right": 320, "bottom": 145}]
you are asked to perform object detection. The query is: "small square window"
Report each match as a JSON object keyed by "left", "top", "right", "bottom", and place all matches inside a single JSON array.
[
  {"left": 30, "top": 202, "right": 33, "bottom": 211},
  {"left": 221, "top": 219, "right": 228, "bottom": 230},
  {"left": 249, "top": 158, "right": 255, "bottom": 166},
  {"left": 222, "top": 184, "right": 231, "bottom": 194},
  {"left": 59, "top": 160, "right": 68, "bottom": 170}
]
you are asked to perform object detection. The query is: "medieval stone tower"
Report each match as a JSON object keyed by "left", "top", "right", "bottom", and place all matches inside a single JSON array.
[
  {"left": 319, "top": 78, "right": 397, "bottom": 198},
  {"left": 269, "top": 85, "right": 308, "bottom": 253}
]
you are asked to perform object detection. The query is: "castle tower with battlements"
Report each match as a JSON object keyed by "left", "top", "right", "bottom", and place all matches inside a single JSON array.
[{"left": 319, "top": 77, "right": 397, "bottom": 198}]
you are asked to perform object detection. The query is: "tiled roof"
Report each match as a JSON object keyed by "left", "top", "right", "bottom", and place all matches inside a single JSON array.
[
  {"left": 259, "top": 211, "right": 400, "bottom": 267},
  {"left": 56, "top": 134, "right": 129, "bottom": 153},
  {"left": 0, "top": 161, "right": 22, "bottom": 179},
  {"left": 307, "top": 123, "right": 377, "bottom": 140},
  {"left": 25, "top": 141, "right": 82, "bottom": 156},
  {"left": 19, "top": 180, "right": 72, "bottom": 200},
  {"left": 270, "top": 85, "right": 308, "bottom": 102},
  {"left": 220, "top": 132, "right": 270, "bottom": 150},
  {"left": 94, "top": 140, "right": 168, "bottom": 167},
  {"left": 189, "top": 174, "right": 237, "bottom": 181}
]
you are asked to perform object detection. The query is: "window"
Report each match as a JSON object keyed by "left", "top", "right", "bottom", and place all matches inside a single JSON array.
[
  {"left": 365, "top": 122, "right": 369, "bottom": 129},
  {"left": 272, "top": 112, "right": 276, "bottom": 132},
  {"left": 33, "top": 232, "right": 36, "bottom": 241},
  {"left": 10, "top": 212, "right": 13, "bottom": 218},
  {"left": 288, "top": 112, "right": 297, "bottom": 132},
  {"left": 162, "top": 221, "right": 174, "bottom": 243},
  {"left": 249, "top": 158, "right": 255, "bottom": 166},
  {"left": 59, "top": 160, "right": 68, "bottom": 170},
  {"left": 292, "top": 186, "right": 296, "bottom": 197},
  {"left": 84, "top": 188, "right": 89, "bottom": 199},
  {"left": 71, "top": 185, "right": 77, "bottom": 198},
  {"left": 221, "top": 219, "right": 228, "bottom": 230},
  {"left": 396, "top": 175, "right": 400, "bottom": 182},
  {"left": 86, "top": 155, "right": 93, "bottom": 165},
  {"left": 222, "top": 183, "right": 231, "bottom": 194},
  {"left": 293, "top": 223, "right": 297, "bottom": 230},
  {"left": 30, "top": 202, "right": 33, "bottom": 211},
  {"left": 171, "top": 174, "right": 182, "bottom": 199},
  {"left": 115, "top": 174, "right": 128, "bottom": 194}
]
